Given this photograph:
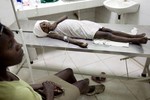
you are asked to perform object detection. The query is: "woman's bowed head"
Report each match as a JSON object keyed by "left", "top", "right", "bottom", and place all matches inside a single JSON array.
[{"left": 33, "top": 15, "right": 148, "bottom": 48}]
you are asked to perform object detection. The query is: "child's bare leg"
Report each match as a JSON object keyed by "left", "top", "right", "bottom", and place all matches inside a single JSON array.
[
  {"left": 73, "top": 78, "right": 90, "bottom": 94},
  {"left": 94, "top": 31, "right": 148, "bottom": 44},
  {"left": 55, "top": 69, "right": 96, "bottom": 94},
  {"left": 73, "top": 79, "right": 89, "bottom": 94},
  {"left": 94, "top": 31, "right": 133, "bottom": 42},
  {"left": 55, "top": 68, "right": 77, "bottom": 84},
  {"left": 100, "top": 27, "right": 146, "bottom": 38}
]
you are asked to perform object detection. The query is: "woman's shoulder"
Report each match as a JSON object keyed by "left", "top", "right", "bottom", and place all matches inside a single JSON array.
[{"left": 7, "top": 71, "right": 20, "bottom": 81}]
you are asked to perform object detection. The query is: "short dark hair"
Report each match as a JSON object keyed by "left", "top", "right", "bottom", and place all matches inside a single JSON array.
[{"left": 0, "top": 23, "right": 13, "bottom": 37}]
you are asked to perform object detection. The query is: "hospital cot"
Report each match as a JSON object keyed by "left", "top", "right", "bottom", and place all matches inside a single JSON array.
[{"left": 9, "top": 20, "right": 150, "bottom": 82}]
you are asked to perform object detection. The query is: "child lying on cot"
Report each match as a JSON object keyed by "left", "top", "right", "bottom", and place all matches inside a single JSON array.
[
  {"left": 33, "top": 15, "right": 148, "bottom": 48},
  {"left": 0, "top": 23, "right": 105, "bottom": 100}
]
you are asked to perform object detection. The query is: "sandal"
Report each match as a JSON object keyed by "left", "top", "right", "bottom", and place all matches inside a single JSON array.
[
  {"left": 86, "top": 84, "right": 105, "bottom": 96},
  {"left": 54, "top": 88, "right": 64, "bottom": 98},
  {"left": 91, "top": 72, "right": 106, "bottom": 83}
]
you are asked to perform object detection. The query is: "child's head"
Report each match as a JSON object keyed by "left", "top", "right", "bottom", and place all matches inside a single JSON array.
[
  {"left": 0, "top": 23, "right": 23, "bottom": 67},
  {"left": 33, "top": 20, "right": 50, "bottom": 37}
]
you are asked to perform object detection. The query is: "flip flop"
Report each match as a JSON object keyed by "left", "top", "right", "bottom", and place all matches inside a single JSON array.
[
  {"left": 86, "top": 84, "right": 105, "bottom": 96},
  {"left": 54, "top": 88, "right": 64, "bottom": 98},
  {"left": 91, "top": 72, "right": 106, "bottom": 83}
]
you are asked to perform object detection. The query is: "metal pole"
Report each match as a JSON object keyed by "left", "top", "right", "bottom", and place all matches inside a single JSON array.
[
  {"left": 10, "top": 0, "right": 34, "bottom": 83},
  {"left": 10, "top": 0, "right": 21, "bottom": 29}
]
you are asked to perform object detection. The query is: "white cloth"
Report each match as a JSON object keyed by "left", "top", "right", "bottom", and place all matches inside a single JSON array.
[
  {"left": 93, "top": 39, "right": 129, "bottom": 47},
  {"left": 33, "top": 20, "right": 50, "bottom": 37},
  {"left": 54, "top": 19, "right": 102, "bottom": 39}
]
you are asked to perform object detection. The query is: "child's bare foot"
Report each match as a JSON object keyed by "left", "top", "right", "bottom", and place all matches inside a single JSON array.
[
  {"left": 142, "top": 37, "right": 148, "bottom": 44},
  {"left": 132, "top": 37, "right": 148, "bottom": 44},
  {"left": 134, "top": 33, "right": 146, "bottom": 38},
  {"left": 79, "top": 42, "right": 88, "bottom": 48},
  {"left": 140, "top": 37, "right": 148, "bottom": 44}
]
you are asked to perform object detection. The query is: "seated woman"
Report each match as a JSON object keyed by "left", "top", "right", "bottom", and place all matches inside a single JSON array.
[
  {"left": 0, "top": 23, "right": 105, "bottom": 100},
  {"left": 33, "top": 15, "right": 148, "bottom": 48}
]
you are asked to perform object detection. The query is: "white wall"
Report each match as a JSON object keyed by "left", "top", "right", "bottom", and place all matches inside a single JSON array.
[
  {"left": 0, "top": 0, "right": 15, "bottom": 26},
  {"left": 126, "top": 0, "right": 150, "bottom": 25},
  {"left": 29, "top": 8, "right": 96, "bottom": 22},
  {"left": 95, "top": 0, "right": 150, "bottom": 25}
]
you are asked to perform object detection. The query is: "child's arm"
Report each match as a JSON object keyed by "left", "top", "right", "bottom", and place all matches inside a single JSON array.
[
  {"left": 47, "top": 32, "right": 88, "bottom": 48},
  {"left": 50, "top": 16, "right": 68, "bottom": 30},
  {"left": 55, "top": 15, "right": 68, "bottom": 24}
]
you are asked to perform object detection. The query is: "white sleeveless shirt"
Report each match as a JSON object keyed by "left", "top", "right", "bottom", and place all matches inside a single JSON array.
[{"left": 53, "top": 19, "right": 102, "bottom": 39}]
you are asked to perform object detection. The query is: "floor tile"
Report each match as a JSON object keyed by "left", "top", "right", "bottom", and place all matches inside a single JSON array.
[
  {"left": 96, "top": 79, "right": 138, "bottom": 100},
  {"left": 31, "top": 69, "right": 49, "bottom": 81},
  {"left": 133, "top": 57, "right": 147, "bottom": 67},
  {"left": 96, "top": 53, "right": 117, "bottom": 60},
  {"left": 77, "top": 95, "right": 98, "bottom": 100},
  {"left": 17, "top": 68, "right": 31, "bottom": 83},
  {"left": 123, "top": 69, "right": 144, "bottom": 78},
  {"left": 36, "top": 48, "right": 66, "bottom": 60},
  {"left": 44, "top": 54, "right": 80, "bottom": 72},
  {"left": 77, "top": 61, "right": 113, "bottom": 76},
  {"left": 67, "top": 51, "right": 100, "bottom": 67},
  {"left": 102, "top": 56, "right": 142, "bottom": 76},
  {"left": 121, "top": 80, "right": 150, "bottom": 100}
]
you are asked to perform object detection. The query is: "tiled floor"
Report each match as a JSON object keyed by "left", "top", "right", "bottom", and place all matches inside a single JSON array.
[{"left": 12, "top": 48, "right": 150, "bottom": 100}]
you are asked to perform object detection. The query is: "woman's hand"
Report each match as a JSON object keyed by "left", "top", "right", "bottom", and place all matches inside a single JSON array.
[
  {"left": 43, "top": 81, "right": 62, "bottom": 90},
  {"left": 42, "top": 81, "right": 55, "bottom": 91},
  {"left": 42, "top": 81, "right": 64, "bottom": 98},
  {"left": 42, "top": 81, "right": 55, "bottom": 100}
]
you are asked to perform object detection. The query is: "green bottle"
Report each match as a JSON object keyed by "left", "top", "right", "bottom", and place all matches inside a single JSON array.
[
  {"left": 41, "top": 0, "right": 46, "bottom": 3},
  {"left": 41, "top": 0, "right": 58, "bottom": 3}
]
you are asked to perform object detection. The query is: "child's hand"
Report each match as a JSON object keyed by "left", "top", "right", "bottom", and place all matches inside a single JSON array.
[{"left": 80, "top": 42, "right": 88, "bottom": 48}]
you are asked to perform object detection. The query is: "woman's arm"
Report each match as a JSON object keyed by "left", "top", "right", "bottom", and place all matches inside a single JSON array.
[
  {"left": 42, "top": 81, "right": 55, "bottom": 100},
  {"left": 47, "top": 32, "right": 88, "bottom": 48}
]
